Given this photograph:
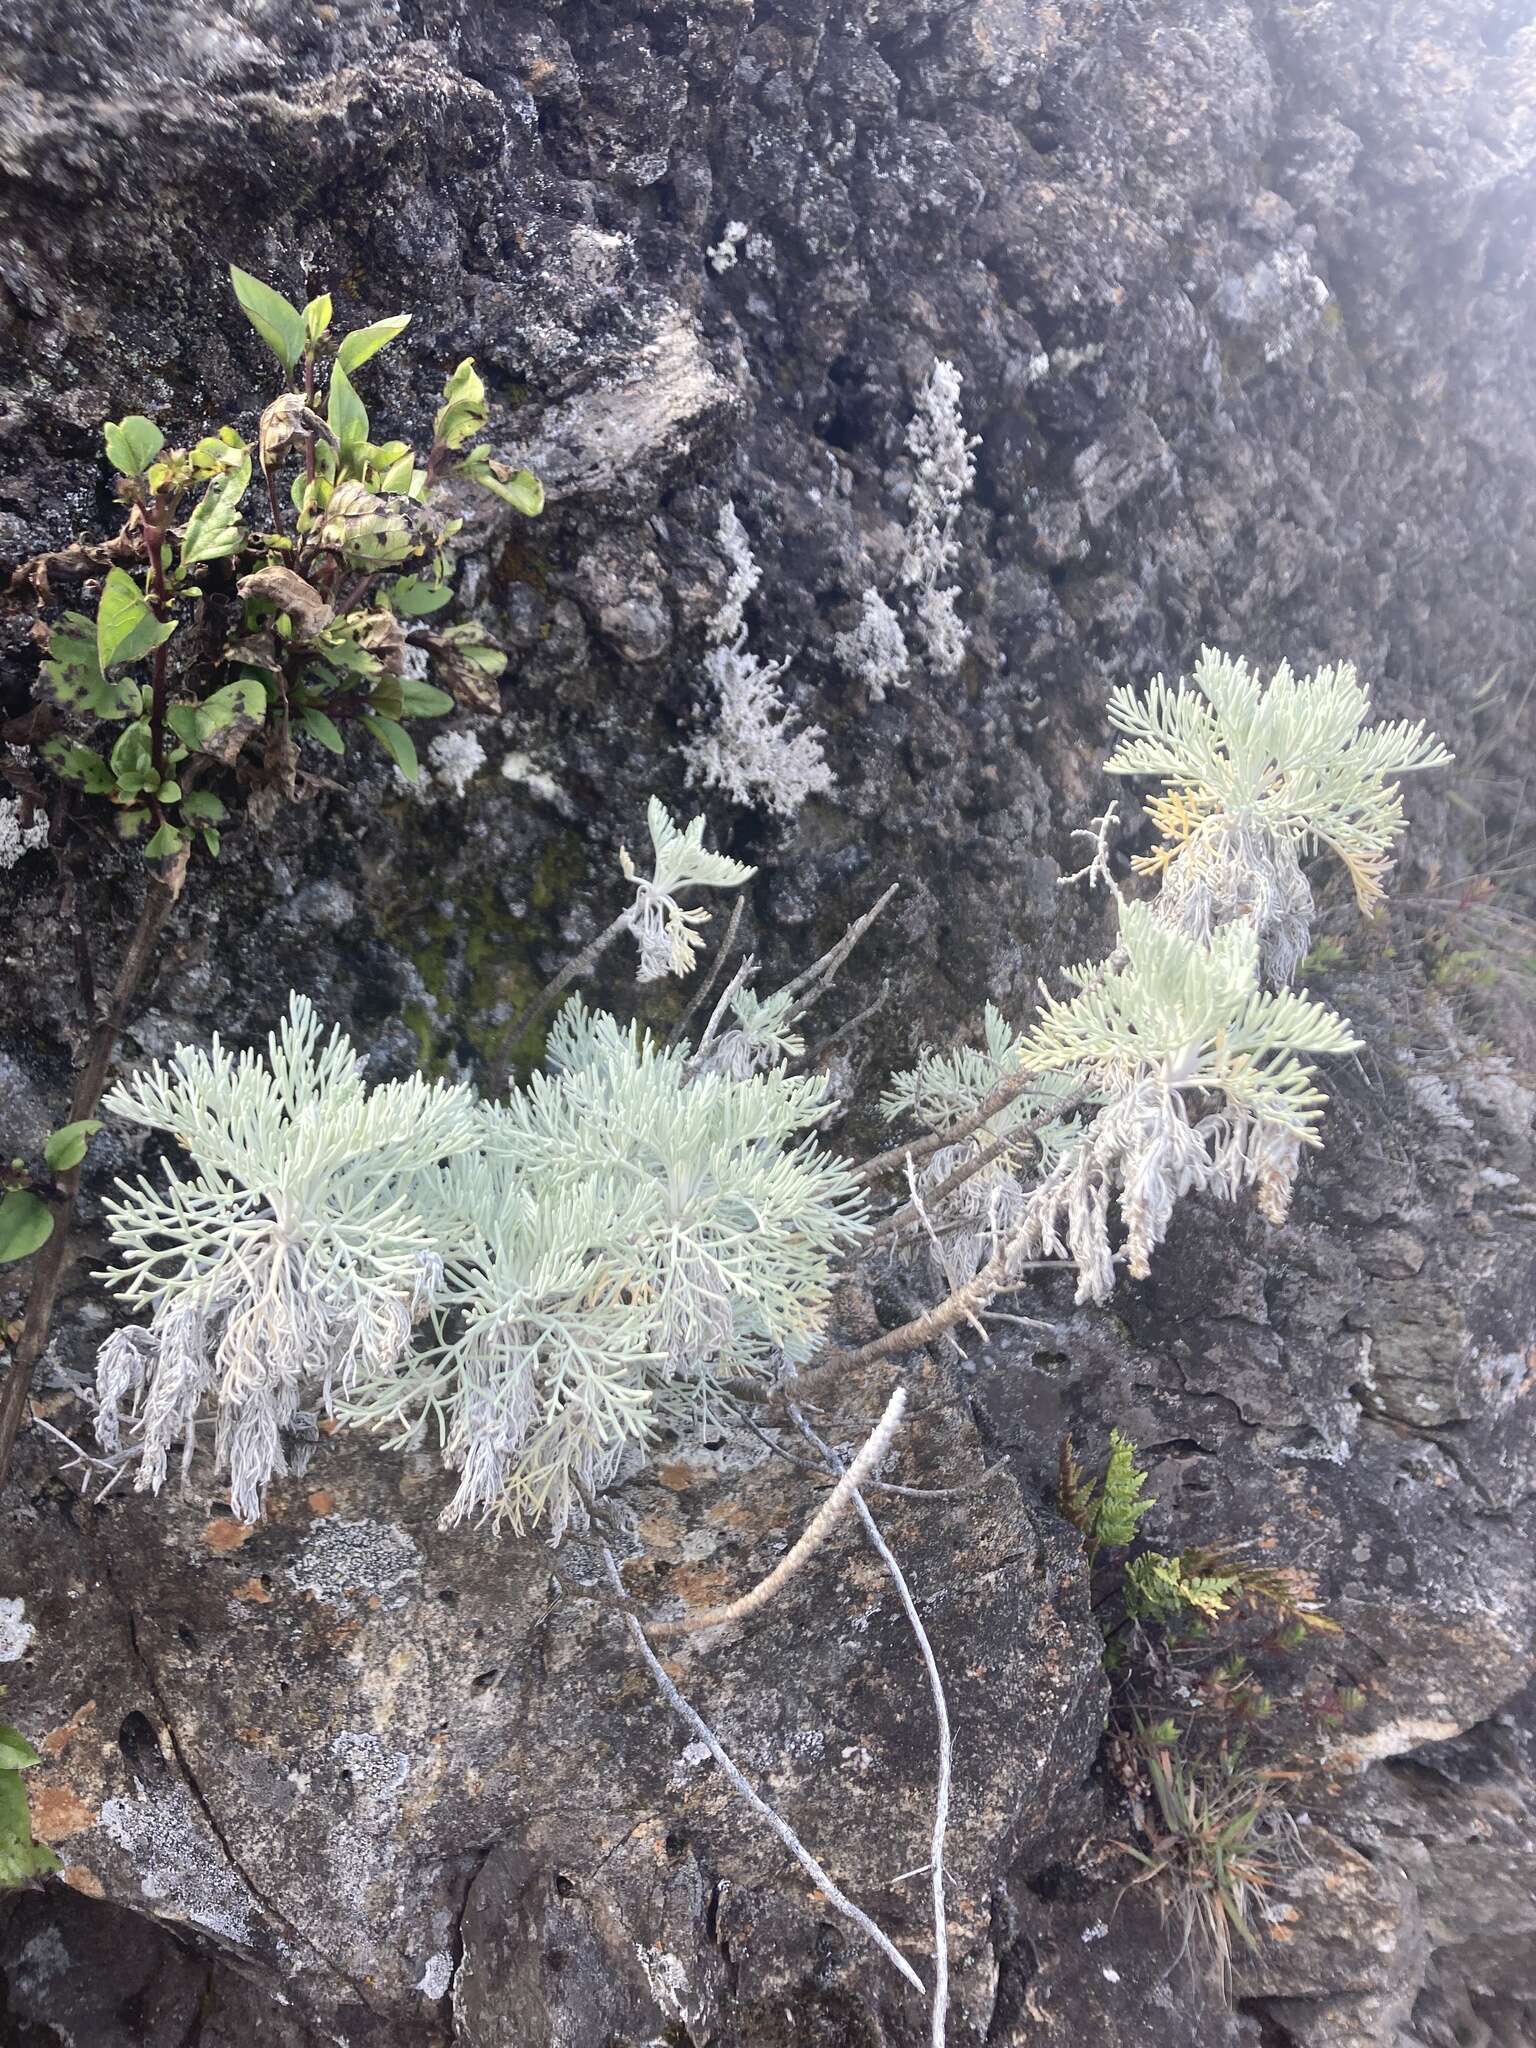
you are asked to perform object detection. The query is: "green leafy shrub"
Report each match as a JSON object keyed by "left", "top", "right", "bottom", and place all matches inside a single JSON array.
[
  {"left": 0, "top": 267, "right": 544, "bottom": 1463},
  {"left": 20, "top": 265, "right": 541, "bottom": 862}
]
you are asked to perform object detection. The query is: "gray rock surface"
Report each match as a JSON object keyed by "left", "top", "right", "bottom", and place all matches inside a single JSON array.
[{"left": 2, "top": 1, "right": 1535, "bottom": 2043}]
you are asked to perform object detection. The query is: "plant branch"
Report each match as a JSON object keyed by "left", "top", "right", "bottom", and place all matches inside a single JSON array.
[
  {"left": 494, "top": 907, "right": 633, "bottom": 1083},
  {"left": 0, "top": 863, "right": 185, "bottom": 1486},
  {"left": 792, "top": 1406, "right": 952, "bottom": 2048},
  {"left": 600, "top": 1544, "right": 926, "bottom": 1997},
  {"left": 645, "top": 1388, "right": 906, "bottom": 1636},
  {"left": 863, "top": 1095, "right": 1083, "bottom": 1250},
  {"left": 854, "top": 1063, "right": 1067, "bottom": 1189}
]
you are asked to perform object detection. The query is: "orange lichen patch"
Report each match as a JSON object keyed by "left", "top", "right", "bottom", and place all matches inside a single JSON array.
[
  {"left": 664, "top": 1565, "right": 734, "bottom": 1612},
  {"left": 306, "top": 1490, "right": 336, "bottom": 1516},
  {"left": 30, "top": 1783, "right": 97, "bottom": 1843},
  {"left": 634, "top": 1512, "right": 684, "bottom": 1559},
  {"left": 655, "top": 1462, "right": 695, "bottom": 1493},
  {"left": 61, "top": 1865, "right": 105, "bottom": 1898},
  {"left": 201, "top": 1516, "right": 254, "bottom": 1554},
  {"left": 234, "top": 1727, "right": 267, "bottom": 1747},
  {"left": 704, "top": 1498, "right": 761, "bottom": 1533},
  {"left": 231, "top": 1576, "right": 272, "bottom": 1604},
  {"left": 40, "top": 1700, "right": 97, "bottom": 1759}
]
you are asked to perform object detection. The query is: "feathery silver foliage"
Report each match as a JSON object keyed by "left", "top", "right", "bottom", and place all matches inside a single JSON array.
[
  {"left": 1005, "top": 899, "right": 1361, "bottom": 1300},
  {"left": 1106, "top": 649, "right": 1452, "bottom": 981},
  {"left": 881, "top": 1006, "right": 1078, "bottom": 1291},
  {"left": 341, "top": 999, "right": 867, "bottom": 1536},
  {"left": 94, "top": 994, "right": 481, "bottom": 1520},
  {"left": 618, "top": 796, "right": 755, "bottom": 982}
]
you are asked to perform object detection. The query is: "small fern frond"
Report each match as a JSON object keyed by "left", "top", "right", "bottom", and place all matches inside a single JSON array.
[
  {"left": 1092, "top": 1428, "right": 1155, "bottom": 1553},
  {"left": 1057, "top": 1434, "right": 1095, "bottom": 1536}
]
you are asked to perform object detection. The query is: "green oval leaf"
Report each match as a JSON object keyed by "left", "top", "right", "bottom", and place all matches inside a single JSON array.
[
  {"left": 335, "top": 315, "right": 411, "bottom": 376},
  {"left": 97, "top": 568, "right": 176, "bottom": 672},
  {"left": 396, "top": 677, "right": 455, "bottom": 718},
  {"left": 103, "top": 415, "right": 165, "bottom": 477},
  {"left": 144, "top": 822, "right": 189, "bottom": 860},
  {"left": 492, "top": 467, "right": 544, "bottom": 518},
  {"left": 0, "top": 1725, "right": 43, "bottom": 1773},
  {"left": 44, "top": 1120, "right": 102, "bottom": 1174},
  {"left": 325, "top": 362, "right": 369, "bottom": 457},
  {"left": 387, "top": 575, "right": 453, "bottom": 617},
  {"left": 41, "top": 612, "right": 137, "bottom": 720},
  {"left": 229, "top": 265, "right": 307, "bottom": 375},
  {"left": 298, "top": 707, "right": 345, "bottom": 754},
  {"left": 361, "top": 714, "right": 418, "bottom": 781},
  {"left": 0, "top": 1190, "right": 53, "bottom": 1264},
  {"left": 179, "top": 452, "right": 252, "bottom": 571},
  {"left": 0, "top": 1767, "right": 62, "bottom": 1887}
]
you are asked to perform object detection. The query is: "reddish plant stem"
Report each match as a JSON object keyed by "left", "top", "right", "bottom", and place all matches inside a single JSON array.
[
  {"left": 264, "top": 464, "right": 285, "bottom": 534},
  {"left": 145, "top": 493, "right": 172, "bottom": 779},
  {"left": 0, "top": 868, "right": 183, "bottom": 1488}
]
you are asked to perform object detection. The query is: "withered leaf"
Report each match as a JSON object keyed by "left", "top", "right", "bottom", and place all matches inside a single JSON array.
[
  {"left": 237, "top": 566, "right": 334, "bottom": 639},
  {"left": 258, "top": 395, "right": 337, "bottom": 473}
]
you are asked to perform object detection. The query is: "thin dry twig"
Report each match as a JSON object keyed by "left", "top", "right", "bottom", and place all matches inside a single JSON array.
[
  {"left": 686, "top": 951, "right": 758, "bottom": 1072},
  {"left": 781, "top": 883, "right": 899, "bottom": 1023},
  {"left": 794, "top": 977, "right": 892, "bottom": 1073},
  {"left": 496, "top": 906, "right": 633, "bottom": 1068},
  {"left": 646, "top": 1388, "right": 906, "bottom": 1636},
  {"left": 854, "top": 1062, "right": 1058, "bottom": 1190},
  {"left": 600, "top": 1545, "right": 926, "bottom": 1996},
  {"left": 794, "top": 1406, "right": 952, "bottom": 2048},
  {"left": 665, "top": 895, "right": 745, "bottom": 1051},
  {"left": 864, "top": 1095, "right": 1083, "bottom": 1250},
  {"left": 719, "top": 1392, "right": 1008, "bottom": 1501}
]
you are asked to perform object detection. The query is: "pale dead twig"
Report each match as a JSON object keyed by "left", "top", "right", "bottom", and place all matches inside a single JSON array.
[
  {"left": 665, "top": 896, "right": 745, "bottom": 1050},
  {"left": 601, "top": 1544, "right": 926, "bottom": 1996},
  {"left": 645, "top": 1389, "right": 906, "bottom": 1637},
  {"left": 793, "top": 1405, "right": 952, "bottom": 2048}
]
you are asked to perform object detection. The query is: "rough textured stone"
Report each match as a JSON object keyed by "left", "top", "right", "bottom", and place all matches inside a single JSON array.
[{"left": 2, "top": 0, "right": 1535, "bottom": 2043}]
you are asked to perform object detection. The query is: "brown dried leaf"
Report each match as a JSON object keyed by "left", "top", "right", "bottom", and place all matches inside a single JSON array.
[{"left": 237, "top": 565, "right": 334, "bottom": 639}]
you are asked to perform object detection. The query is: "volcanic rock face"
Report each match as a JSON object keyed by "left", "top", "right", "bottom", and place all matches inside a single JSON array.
[{"left": 2, "top": 2, "right": 1535, "bottom": 2043}]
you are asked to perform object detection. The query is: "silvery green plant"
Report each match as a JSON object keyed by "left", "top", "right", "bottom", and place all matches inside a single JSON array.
[
  {"left": 342, "top": 1001, "right": 866, "bottom": 1536},
  {"left": 95, "top": 996, "right": 482, "bottom": 1521},
  {"left": 619, "top": 796, "right": 756, "bottom": 981},
  {"left": 880, "top": 1007, "right": 1076, "bottom": 1291},
  {"left": 1105, "top": 649, "right": 1452, "bottom": 983},
  {"left": 1007, "top": 899, "right": 1360, "bottom": 1300},
  {"left": 91, "top": 797, "right": 868, "bottom": 1531},
  {"left": 879, "top": 650, "right": 1450, "bottom": 1309}
]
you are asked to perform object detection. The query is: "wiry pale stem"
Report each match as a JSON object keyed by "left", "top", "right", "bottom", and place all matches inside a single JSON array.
[
  {"left": 793, "top": 1406, "right": 952, "bottom": 2048},
  {"left": 601, "top": 1546, "right": 926, "bottom": 1995},
  {"left": 646, "top": 1388, "right": 906, "bottom": 1636}
]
